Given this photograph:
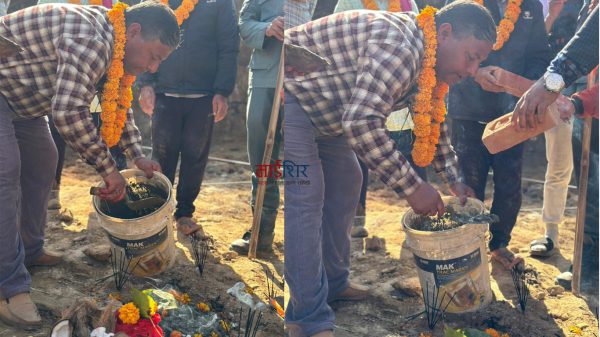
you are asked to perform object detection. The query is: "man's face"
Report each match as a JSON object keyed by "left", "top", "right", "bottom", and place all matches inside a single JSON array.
[
  {"left": 435, "top": 23, "right": 493, "bottom": 85},
  {"left": 123, "top": 23, "right": 173, "bottom": 75}
]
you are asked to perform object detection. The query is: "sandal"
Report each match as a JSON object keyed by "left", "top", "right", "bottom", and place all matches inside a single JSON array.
[
  {"left": 176, "top": 217, "right": 205, "bottom": 237},
  {"left": 530, "top": 237, "right": 556, "bottom": 257},
  {"left": 491, "top": 247, "right": 524, "bottom": 271}
]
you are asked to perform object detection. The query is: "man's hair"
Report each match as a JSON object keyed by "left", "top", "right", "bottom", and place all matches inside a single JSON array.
[
  {"left": 435, "top": 0, "right": 497, "bottom": 44},
  {"left": 125, "top": 1, "right": 181, "bottom": 49}
]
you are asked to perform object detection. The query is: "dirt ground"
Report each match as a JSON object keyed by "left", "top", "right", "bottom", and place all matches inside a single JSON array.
[
  {"left": 0, "top": 139, "right": 284, "bottom": 337},
  {"left": 0, "top": 134, "right": 598, "bottom": 337},
  {"left": 332, "top": 138, "right": 599, "bottom": 337}
]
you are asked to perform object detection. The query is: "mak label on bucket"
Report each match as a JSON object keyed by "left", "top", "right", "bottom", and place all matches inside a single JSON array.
[
  {"left": 106, "top": 225, "right": 169, "bottom": 257},
  {"left": 414, "top": 248, "right": 481, "bottom": 287}
]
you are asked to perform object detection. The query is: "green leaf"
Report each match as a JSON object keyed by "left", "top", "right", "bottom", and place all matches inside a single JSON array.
[
  {"left": 444, "top": 325, "right": 466, "bottom": 337},
  {"left": 464, "top": 328, "right": 493, "bottom": 337},
  {"left": 131, "top": 288, "right": 151, "bottom": 318}
]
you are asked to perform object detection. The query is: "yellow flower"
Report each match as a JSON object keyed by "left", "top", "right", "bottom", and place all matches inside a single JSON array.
[
  {"left": 197, "top": 302, "right": 210, "bottom": 313},
  {"left": 102, "top": 3, "right": 134, "bottom": 147},
  {"left": 180, "top": 293, "right": 191, "bottom": 304},
  {"left": 148, "top": 296, "right": 158, "bottom": 316},
  {"left": 219, "top": 320, "right": 230, "bottom": 332},
  {"left": 118, "top": 302, "right": 140, "bottom": 325},
  {"left": 210, "top": 332, "right": 218, "bottom": 337},
  {"left": 162, "top": 0, "right": 198, "bottom": 27},
  {"left": 474, "top": 0, "right": 522, "bottom": 51},
  {"left": 411, "top": 6, "right": 447, "bottom": 167},
  {"left": 194, "top": 334, "right": 203, "bottom": 337}
]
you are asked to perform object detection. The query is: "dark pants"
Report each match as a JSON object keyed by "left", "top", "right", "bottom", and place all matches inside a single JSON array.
[
  {"left": 572, "top": 117, "right": 599, "bottom": 275},
  {"left": 451, "top": 119, "right": 523, "bottom": 251},
  {"left": 355, "top": 130, "right": 427, "bottom": 213},
  {"left": 152, "top": 94, "right": 214, "bottom": 219},
  {"left": 48, "top": 115, "right": 127, "bottom": 186}
]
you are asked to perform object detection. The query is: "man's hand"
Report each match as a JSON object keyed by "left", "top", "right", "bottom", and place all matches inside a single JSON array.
[
  {"left": 98, "top": 170, "right": 127, "bottom": 202},
  {"left": 406, "top": 182, "right": 445, "bottom": 217},
  {"left": 512, "top": 78, "right": 560, "bottom": 131},
  {"left": 548, "top": 0, "right": 567, "bottom": 19},
  {"left": 213, "top": 94, "right": 228, "bottom": 123},
  {"left": 449, "top": 182, "right": 476, "bottom": 205},
  {"left": 139, "top": 86, "right": 155, "bottom": 116},
  {"left": 265, "top": 16, "right": 284, "bottom": 41},
  {"left": 134, "top": 158, "right": 162, "bottom": 178},
  {"left": 555, "top": 95, "right": 575, "bottom": 121},
  {"left": 474, "top": 66, "right": 506, "bottom": 93}
]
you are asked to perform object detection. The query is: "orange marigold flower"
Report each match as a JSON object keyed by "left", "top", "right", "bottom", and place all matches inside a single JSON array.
[{"left": 118, "top": 302, "right": 140, "bottom": 325}]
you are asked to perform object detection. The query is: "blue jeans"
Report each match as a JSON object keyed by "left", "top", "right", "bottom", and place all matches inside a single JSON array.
[
  {"left": 284, "top": 95, "right": 362, "bottom": 336},
  {"left": 0, "top": 95, "right": 57, "bottom": 299}
]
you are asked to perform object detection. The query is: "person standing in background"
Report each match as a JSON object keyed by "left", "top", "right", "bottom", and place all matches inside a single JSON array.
[
  {"left": 230, "top": 0, "right": 284, "bottom": 255},
  {"left": 138, "top": 0, "right": 240, "bottom": 237}
]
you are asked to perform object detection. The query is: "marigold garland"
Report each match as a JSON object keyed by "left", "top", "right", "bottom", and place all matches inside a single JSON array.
[
  {"left": 101, "top": 2, "right": 134, "bottom": 147},
  {"left": 411, "top": 6, "right": 449, "bottom": 167},
  {"left": 475, "top": 0, "right": 522, "bottom": 50},
  {"left": 362, "top": 0, "right": 404, "bottom": 11},
  {"left": 161, "top": 0, "right": 199, "bottom": 26}
]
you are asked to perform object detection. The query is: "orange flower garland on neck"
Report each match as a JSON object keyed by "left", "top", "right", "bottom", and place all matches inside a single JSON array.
[
  {"left": 411, "top": 6, "right": 449, "bottom": 167},
  {"left": 161, "top": 0, "right": 199, "bottom": 26},
  {"left": 362, "top": 0, "right": 404, "bottom": 12},
  {"left": 475, "top": 0, "right": 522, "bottom": 50},
  {"left": 101, "top": 2, "right": 135, "bottom": 147}
]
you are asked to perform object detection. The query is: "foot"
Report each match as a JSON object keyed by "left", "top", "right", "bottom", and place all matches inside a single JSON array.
[
  {"left": 329, "top": 282, "right": 370, "bottom": 302},
  {"left": 311, "top": 330, "right": 334, "bottom": 337},
  {"left": 176, "top": 217, "right": 204, "bottom": 237},
  {"left": 530, "top": 237, "right": 556, "bottom": 258},
  {"left": 351, "top": 216, "right": 368, "bottom": 238},
  {"left": 491, "top": 247, "right": 524, "bottom": 271},
  {"left": 230, "top": 231, "right": 274, "bottom": 255},
  {"left": 47, "top": 189, "right": 61, "bottom": 210},
  {"left": 26, "top": 250, "right": 63, "bottom": 268},
  {"left": 0, "top": 293, "right": 42, "bottom": 329},
  {"left": 555, "top": 270, "right": 572, "bottom": 291}
]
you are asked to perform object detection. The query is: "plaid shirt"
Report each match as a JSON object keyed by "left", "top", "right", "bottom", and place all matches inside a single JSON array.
[
  {"left": 285, "top": 11, "right": 459, "bottom": 197},
  {"left": 0, "top": 4, "right": 143, "bottom": 177},
  {"left": 284, "top": 0, "right": 316, "bottom": 29}
]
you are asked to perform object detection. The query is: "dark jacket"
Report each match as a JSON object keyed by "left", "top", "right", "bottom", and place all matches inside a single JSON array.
[
  {"left": 448, "top": 0, "right": 552, "bottom": 122},
  {"left": 137, "top": 0, "right": 240, "bottom": 97}
]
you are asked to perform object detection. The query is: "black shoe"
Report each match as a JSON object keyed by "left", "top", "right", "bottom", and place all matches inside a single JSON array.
[{"left": 230, "top": 231, "right": 274, "bottom": 255}]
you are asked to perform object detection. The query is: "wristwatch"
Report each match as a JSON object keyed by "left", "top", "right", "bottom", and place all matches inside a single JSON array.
[{"left": 543, "top": 72, "right": 565, "bottom": 93}]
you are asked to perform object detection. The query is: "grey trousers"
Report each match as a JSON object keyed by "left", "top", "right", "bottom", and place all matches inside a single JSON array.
[
  {"left": 284, "top": 95, "right": 362, "bottom": 336},
  {"left": 0, "top": 95, "right": 57, "bottom": 299}
]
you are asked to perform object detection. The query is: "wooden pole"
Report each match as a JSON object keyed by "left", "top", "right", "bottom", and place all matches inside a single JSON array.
[
  {"left": 248, "top": 47, "right": 284, "bottom": 259},
  {"left": 571, "top": 67, "right": 597, "bottom": 295}
]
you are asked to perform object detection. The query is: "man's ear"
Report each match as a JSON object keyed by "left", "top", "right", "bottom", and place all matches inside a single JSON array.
[
  {"left": 437, "top": 22, "right": 454, "bottom": 42},
  {"left": 126, "top": 22, "right": 142, "bottom": 40}
]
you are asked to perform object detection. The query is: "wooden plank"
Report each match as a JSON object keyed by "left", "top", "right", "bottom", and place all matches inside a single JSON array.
[{"left": 572, "top": 67, "right": 597, "bottom": 295}]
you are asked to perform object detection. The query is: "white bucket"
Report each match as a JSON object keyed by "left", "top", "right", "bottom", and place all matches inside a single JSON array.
[
  {"left": 402, "top": 196, "right": 492, "bottom": 314},
  {"left": 92, "top": 169, "right": 176, "bottom": 277}
]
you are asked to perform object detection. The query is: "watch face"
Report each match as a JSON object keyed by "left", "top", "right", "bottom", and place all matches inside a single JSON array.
[{"left": 546, "top": 73, "right": 564, "bottom": 92}]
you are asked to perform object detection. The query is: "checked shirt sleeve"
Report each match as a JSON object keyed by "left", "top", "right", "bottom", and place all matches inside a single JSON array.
[
  {"left": 431, "top": 122, "right": 460, "bottom": 185},
  {"left": 118, "top": 108, "right": 144, "bottom": 161},
  {"left": 342, "top": 34, "right": 424, "bottom": 198},
  {"left": 51, "top": 35, "right": 118, "bottom": 177}
]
